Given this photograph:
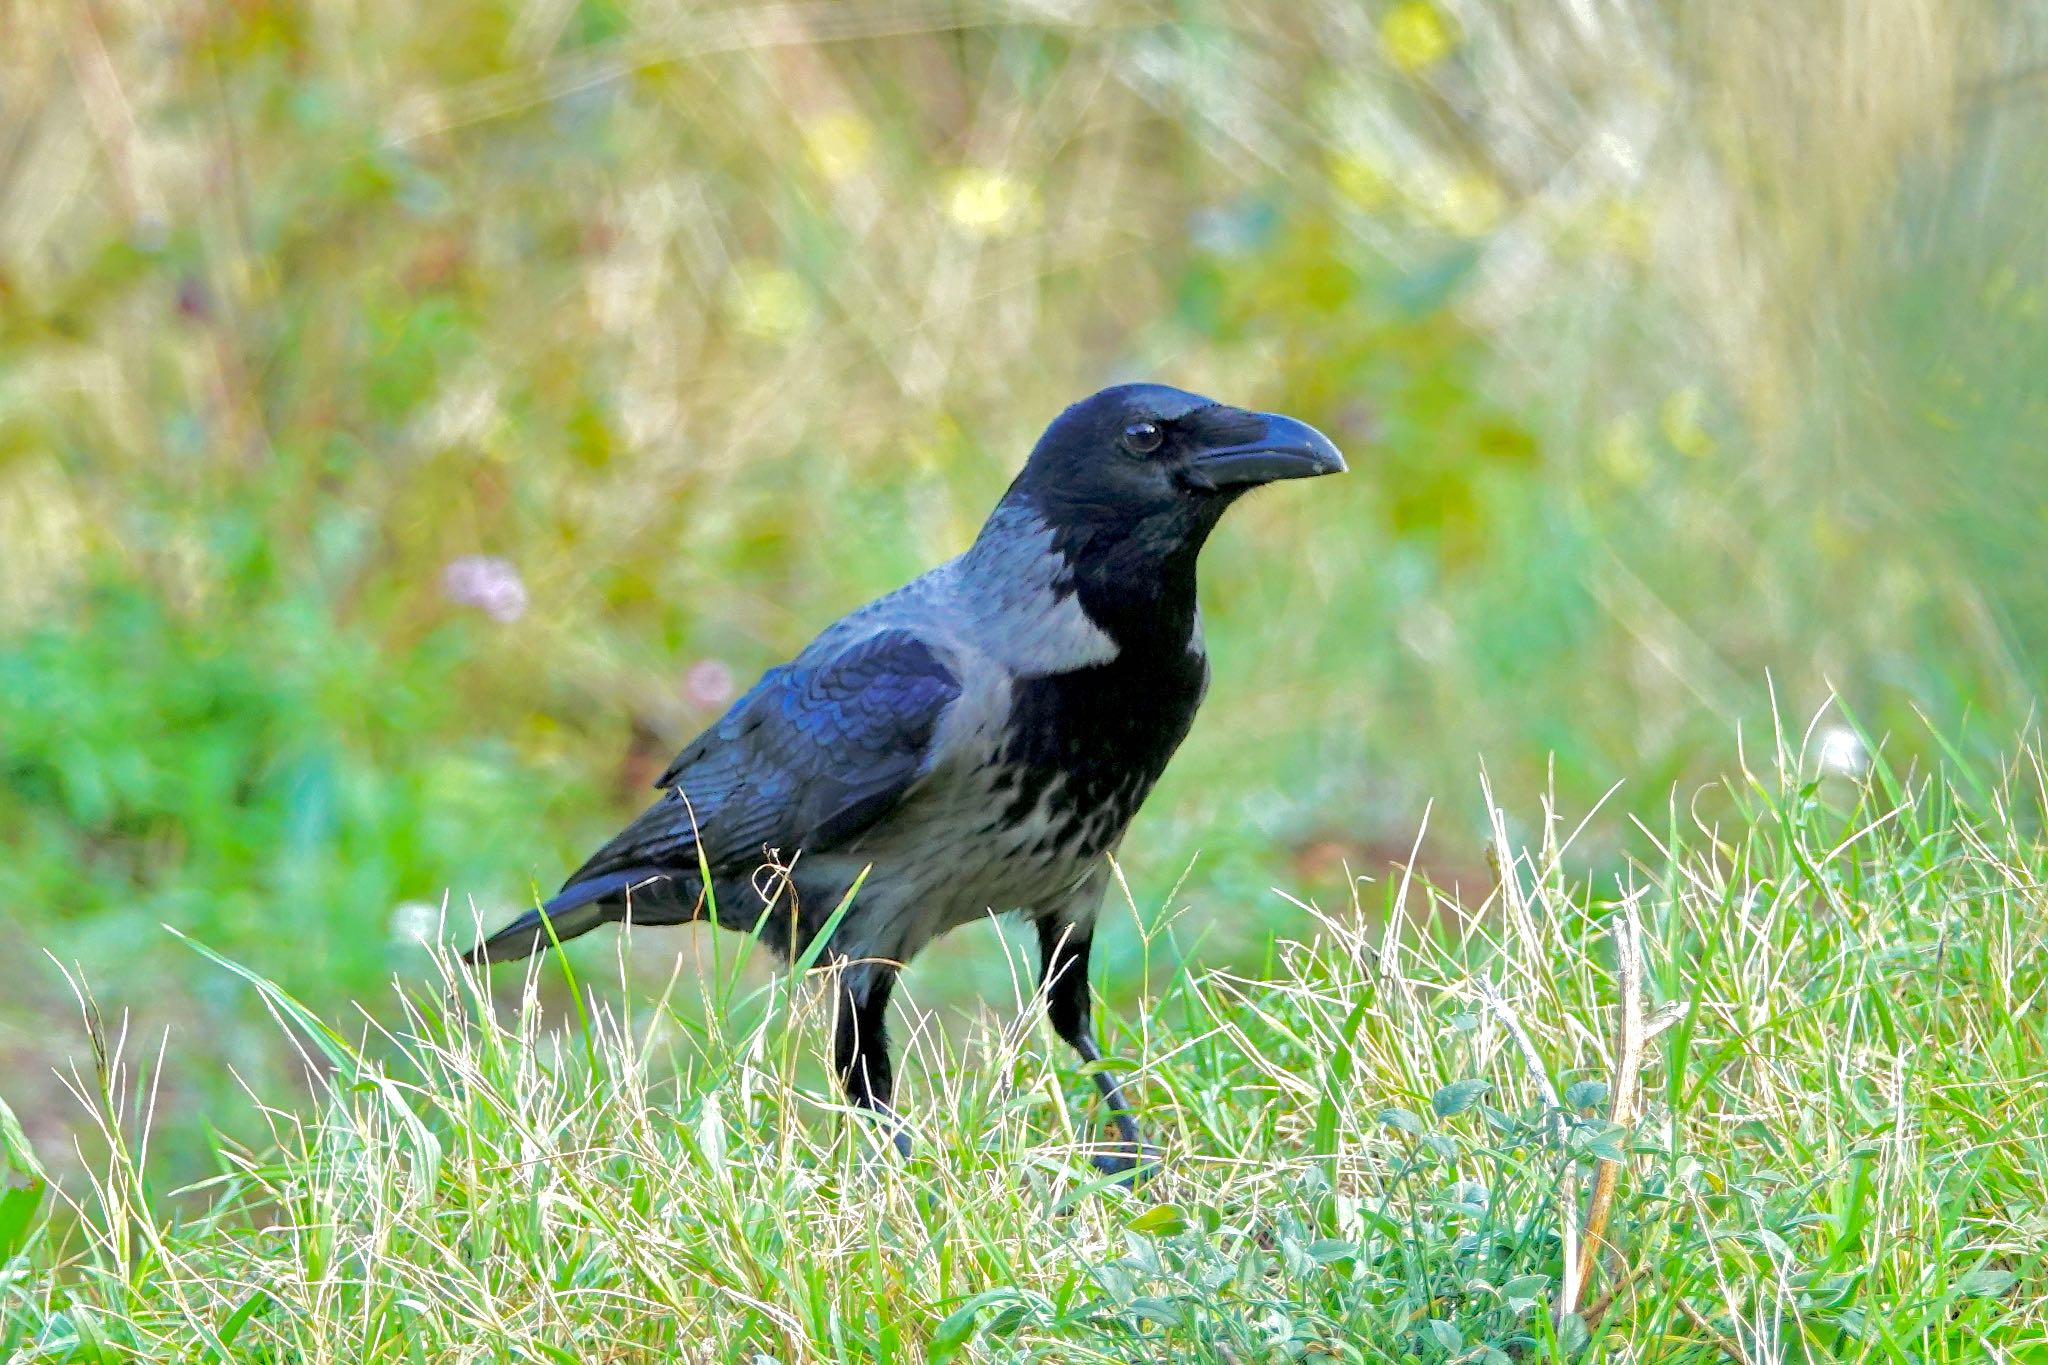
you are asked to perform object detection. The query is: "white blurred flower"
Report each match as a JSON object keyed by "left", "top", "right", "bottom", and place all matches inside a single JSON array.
[
  {"left": 1817, "top": 726, "right": 1869, "bottom": 777},
  {"left": 416, "top": 369, "right": 502, "bottom": 448},
  {"left": 946, "top": 168, "right": 1030, "bottom": 237},
  {"left": 389, "top": 900, "right": 441, "bottom": 947},
  {"left": 683, "top": 659, "right": 736, "bottom": 711},
  {"left": 441, "top": 555, "right": 528, "bottom": 623}
]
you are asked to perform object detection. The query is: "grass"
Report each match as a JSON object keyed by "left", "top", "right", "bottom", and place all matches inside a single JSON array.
[
  {"left": 5, "top": 0, "right": 2048, "bottom": 1354},
  {"left": 4, "top": 728, "right": 2043, "bottom": 1361},
  {"left": 7, "top": 0, "right": 2048, "bottom": 1188}
]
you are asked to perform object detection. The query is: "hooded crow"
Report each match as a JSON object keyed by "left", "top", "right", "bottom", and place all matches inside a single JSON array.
[{"left": 470, "top": 383, "right": 1344, "bottom": 1173}]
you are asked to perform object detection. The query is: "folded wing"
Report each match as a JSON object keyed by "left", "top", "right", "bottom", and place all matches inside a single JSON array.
[{"left": 467, "top": 629, "right": 961, "bottom": 963}]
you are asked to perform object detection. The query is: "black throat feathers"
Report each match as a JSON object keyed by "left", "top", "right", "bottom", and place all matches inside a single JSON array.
[{"left": 990, "top": 500, "right": 1216, "bottom": 858}]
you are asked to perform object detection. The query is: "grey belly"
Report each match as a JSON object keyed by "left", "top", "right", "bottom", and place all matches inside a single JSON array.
[{"left": 805, "top": 763, "right": 1107, "bottom": 967}]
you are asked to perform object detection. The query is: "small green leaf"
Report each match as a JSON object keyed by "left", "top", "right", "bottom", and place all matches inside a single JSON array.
[
  {"left": 987, "top": 1303, "right": 1029, "bottom": 1334},
  {"left": 929, "top": 1289, "right": 1024, "bottom": 1364},
  {"left": 1480, "top": 1104, "right": 1519, "bottom": 1133},
  {"left": 1432, "top": 1079, "right": 1489, "bottom": 1117},
  {"left": 1128, "top": 1296, "right": 1186, "bottom": 1327},
  {"left": 48, "top": 1308, "right": 119, "bottom": 1365},
  {"left": 203, "top": 1289, "right": 273, "bottom": 1361},
  {"left": 1127, "top": 1204, "right": 1187, "bottom": 1236},
  {"left": 0, "top": 1182, "right": 41, "bottom": 1260},
  {"left": 1428, "top": 1318, "right": 1463, "bottom": 1352},
  {"left": 0, "top": 1093, "right": 47, "bottom": 1184},
  {"left": 0, "top": 1092, "right": 48, "bottom": 1261},
  {"left": 1358, "top": 1207, "right": 1407, "bottom": 1241},
  {"left": 1311, "top": 1089, "right": 1341, "bottom": 1158},
  {"left": 1957, "top": 1268, "right": 2016, "bottom": 1298},
  {"left": 1564, "top": 1080, "right": 1609, "bottom": 1111},
  {"left": 1379, "top": 1106, "right": 1425, "bottom": 1135},
  {"left": 1557, "top": 1311, "right": 1589, "bottom": 1351},
  {"left": 1332, "top": 998, "right": 1372, "bottom": 1083},
  {"left": 1585, "top": 1131, "right": 1627, "bottom": 1162}
]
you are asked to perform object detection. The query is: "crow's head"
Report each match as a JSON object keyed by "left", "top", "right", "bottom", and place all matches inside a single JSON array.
[
  {"left": 1008, "top": 383, "right": 1344, "bottom": 550},
  {"left": 990, "top": 383, "right": 1345, "bottom": 641}
]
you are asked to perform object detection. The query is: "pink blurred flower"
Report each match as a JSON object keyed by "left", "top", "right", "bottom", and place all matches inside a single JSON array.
[
  {"left": 683, "top": 659, "right": 735, "bottom": 710},
  {"left": 441, "top": 555, "right": 528, "bottom": 623}
]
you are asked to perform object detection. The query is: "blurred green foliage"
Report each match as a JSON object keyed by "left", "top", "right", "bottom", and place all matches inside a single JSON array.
[{"left": 2, "top": 0, "right": 2045, "bottom": 1180}]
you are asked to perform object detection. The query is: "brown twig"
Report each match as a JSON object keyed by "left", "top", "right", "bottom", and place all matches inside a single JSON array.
[
  {"left": 1561, "top": 895, "right": 1648, "bottom": 1324},
  {"left": 1578, "top": 1260, "right": 1650, "bottom": 1334},
  {"left": 1677, "top": 1299, "right": 1758, "bottom": 1365}
]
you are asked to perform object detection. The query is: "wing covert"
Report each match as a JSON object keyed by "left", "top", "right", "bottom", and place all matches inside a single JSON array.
[{"left": 564, "top": 630, "right": 960, "bottom": 891}]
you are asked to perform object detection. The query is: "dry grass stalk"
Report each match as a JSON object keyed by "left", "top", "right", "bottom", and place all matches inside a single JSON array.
[{"left": 1561, "top": 894, "right": 1647, "bottom": 1325}]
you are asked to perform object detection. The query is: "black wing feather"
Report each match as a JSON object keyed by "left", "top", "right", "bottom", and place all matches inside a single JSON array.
[{"left": 562, "top": 629, "right": 960, "bottom": 892}]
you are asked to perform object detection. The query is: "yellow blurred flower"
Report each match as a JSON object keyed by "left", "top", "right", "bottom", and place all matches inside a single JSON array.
[
  {"left": 1595, "top": 198, "right": 1652, "bottom": 260},
  {"left": 729, "top": 263, "right": 810, "bottom": 340},
  {"left": 802, "top": 111, "right": 874, "bottom": 182},
  {"left": 946, "top": 168, "right": 1030, "bottom": 237},
  {"left": 1598, "top": 414, "right": 1651, "bottom": 485},
  {"left": 1435, "top": 171, "right": 1504, "bottom": 236},
  {"left": 1381, "top": 1, "right": 1457, "bottom": 74},
  {"left": 1328, "top": 152, "right": 1395, "bottom": 211},
  {"left": 908, "top": 416, "right": 958, "bottom": 474},
  {"left": 518, "top": 713, "right": 571, "bottom": 766},
  {"left": 1660, "top": 386, "right": 1714, "bottom": 458}
]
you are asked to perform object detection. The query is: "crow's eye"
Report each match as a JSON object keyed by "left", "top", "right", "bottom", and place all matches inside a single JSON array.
[{"left": 1121, "top": 421, "right": 1164, "bottom": 455}]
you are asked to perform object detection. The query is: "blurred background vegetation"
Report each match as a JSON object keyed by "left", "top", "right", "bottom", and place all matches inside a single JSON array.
[{"left": 3, "top": 0, "right": 2046, "bottom": 1184}]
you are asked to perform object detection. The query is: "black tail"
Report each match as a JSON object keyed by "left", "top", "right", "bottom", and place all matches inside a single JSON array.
[{"left": 464, "top": 867, "right": 673, "bottom": 965}]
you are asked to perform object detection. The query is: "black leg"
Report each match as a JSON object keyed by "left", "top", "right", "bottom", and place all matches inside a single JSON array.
[
  {"left": 833, "top": 964, "right": 911, "bottom": 1158},
  {"left": 1037, "top": 919, "right": 1151, "bottom": 1177}
]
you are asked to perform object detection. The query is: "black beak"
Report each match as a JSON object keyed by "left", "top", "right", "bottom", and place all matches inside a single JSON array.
[{"left": 1182, "top": 411, "right": 1347, "bottom": 491}]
